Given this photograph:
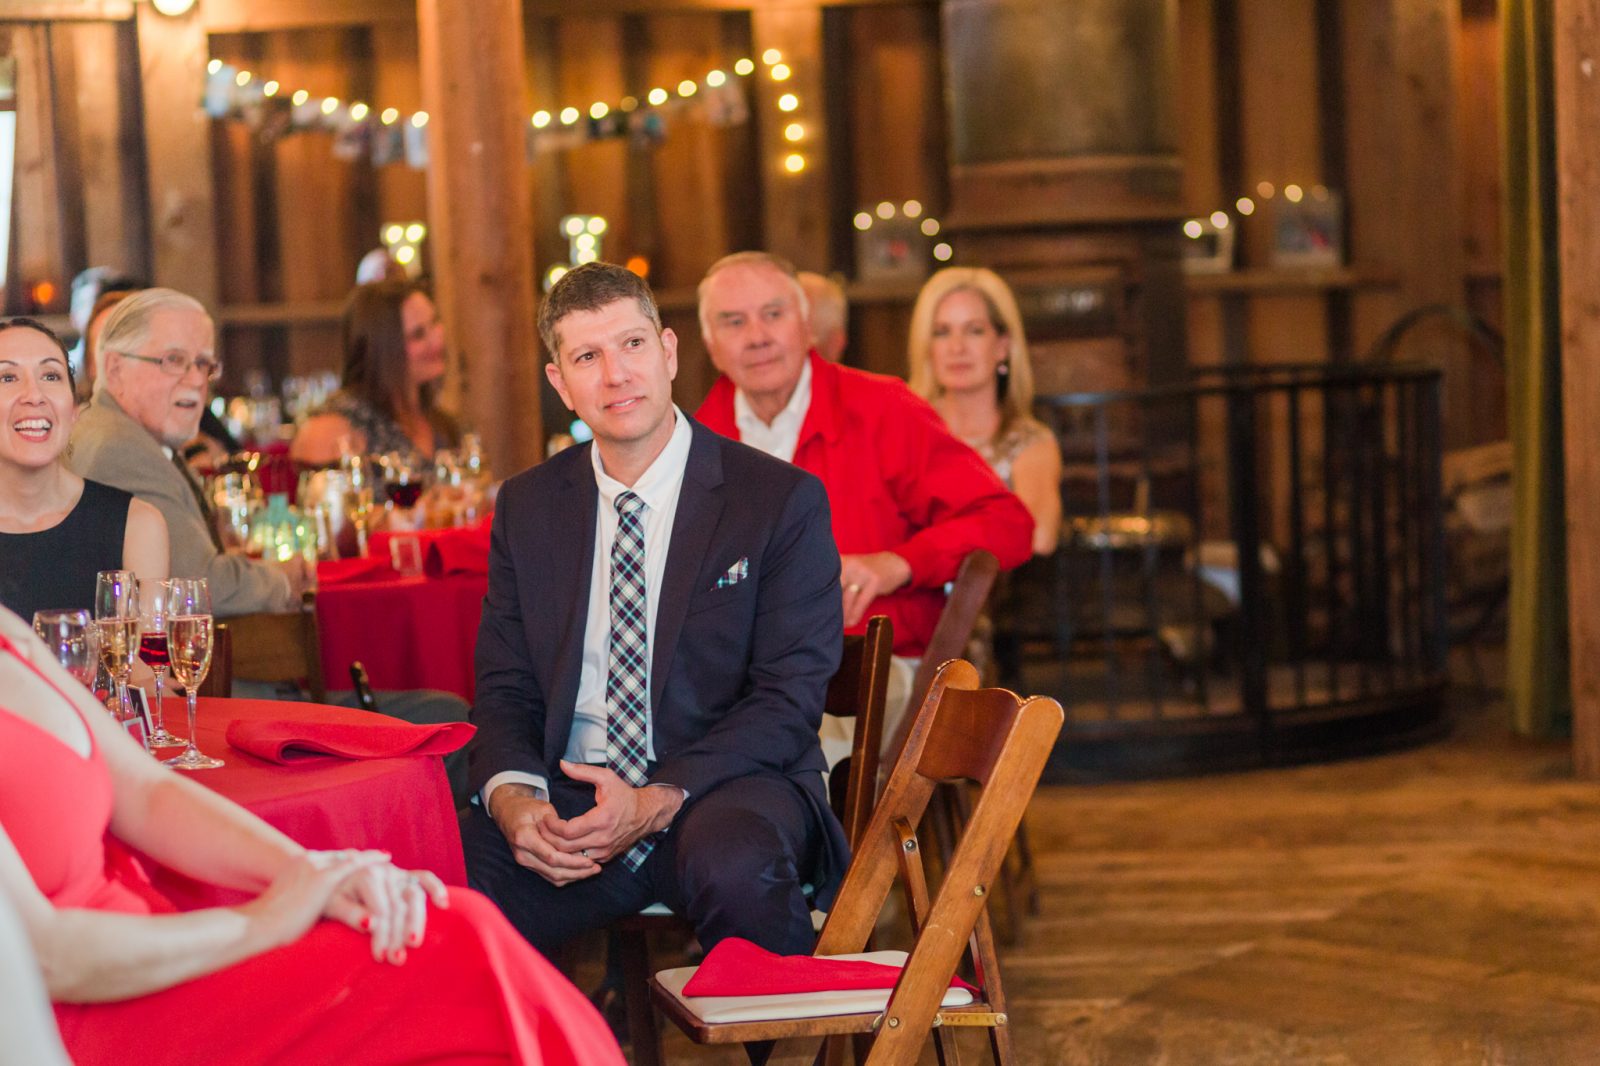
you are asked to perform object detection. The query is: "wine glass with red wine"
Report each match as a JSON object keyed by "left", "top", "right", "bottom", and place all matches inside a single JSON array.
[
  {"left": 383, "top": 452, "right": 423, "bottom": 510},
  {"left": 138, "top": 580, "right": 182, "bottom": 748}
]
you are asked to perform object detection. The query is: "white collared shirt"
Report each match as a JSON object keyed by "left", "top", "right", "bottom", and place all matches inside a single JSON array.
[
  {"left": 734, "top": 356, "right": 812, "bottom": 462},
  {"left": 482, "top": 407, "right": 693, "bottom": 805}
]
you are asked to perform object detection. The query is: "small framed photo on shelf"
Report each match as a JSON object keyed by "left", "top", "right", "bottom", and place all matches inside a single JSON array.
[
  {"left": 1180, "top": 218, "right": 1236, "bottom": 275},
  {"left": 1271, "top": 189, "right": 1344, "bottom": 268},
  {"left": 854, "top": 215, "right": 929, "bottom": 285}
]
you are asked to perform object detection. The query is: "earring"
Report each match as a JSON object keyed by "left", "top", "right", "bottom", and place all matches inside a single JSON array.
[{"left": 997, "top": 361, "right": 1010, "bottom": 377}]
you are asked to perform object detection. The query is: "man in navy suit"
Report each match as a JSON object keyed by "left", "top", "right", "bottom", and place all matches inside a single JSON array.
[{"left": 462, "top": 261, "right": 850, "bottom": 959}]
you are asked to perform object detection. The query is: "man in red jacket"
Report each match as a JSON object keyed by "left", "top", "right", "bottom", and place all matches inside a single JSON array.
[{"left": 695, "top": 251, "right": 1034, "bottom": 745}]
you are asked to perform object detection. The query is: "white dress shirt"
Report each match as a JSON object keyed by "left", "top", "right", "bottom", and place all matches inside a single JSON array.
[
  {"left": 734, "top": 356, "right": 812, "bottom": 462},
  {"left": 482, "top": 408, "right": 693, "bottom": 805}
]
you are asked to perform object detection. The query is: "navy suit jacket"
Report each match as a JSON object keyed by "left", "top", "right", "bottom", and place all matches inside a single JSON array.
[{"left": 470, "top": 420, "right": 851, "bottom": 900}]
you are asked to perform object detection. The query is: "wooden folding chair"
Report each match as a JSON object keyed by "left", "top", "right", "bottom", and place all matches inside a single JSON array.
[
  {"left": 884, "top": 551, "right": 1000, "bottom": 765},
  {"left": 197, "top": 622, "right": 233, "bottom": 698},
  {"left": 615, "top": 616, "right": 894, "bottom": 1066},
  {"left": 221, "top": 590, "right": 326, "bottom": 702},
  {"left": 882, "top": 550, "right": 1040, "bottom": 942},
  {"left": 651, "top": 659, "right": 1063, "bottom": 1065}
]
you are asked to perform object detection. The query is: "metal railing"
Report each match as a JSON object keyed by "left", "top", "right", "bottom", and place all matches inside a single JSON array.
[{"left": 1021, "top": 362, "right": 1447, "bottom": 778}]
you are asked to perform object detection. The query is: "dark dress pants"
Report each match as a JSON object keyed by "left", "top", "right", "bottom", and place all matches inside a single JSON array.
[{"left": 462, "top": 768, "right": 825, "bottom": 958}]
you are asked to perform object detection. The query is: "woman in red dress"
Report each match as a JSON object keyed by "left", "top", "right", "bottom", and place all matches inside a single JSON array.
[{"left": 0, "top": 603, "right": 623, "bottom": 1066}]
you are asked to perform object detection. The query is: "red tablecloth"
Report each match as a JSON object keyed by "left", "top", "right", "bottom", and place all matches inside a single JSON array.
[
  {"left": 368, "top": 519, "right": 491, "bottom": 573},
  {"left": 146, "top": 697, "right": 465, "bottom": 910},
  {"left": 315, "top": 566, "right": 486, "bottom": 701}
]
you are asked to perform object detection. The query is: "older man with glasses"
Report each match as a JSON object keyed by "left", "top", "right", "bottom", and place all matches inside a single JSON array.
[
  {"left": 68, "top": 287, "right": 307, "bottom": 617},
  {"left": 68, "top": 287, "right": 472, "bottom": 801}
]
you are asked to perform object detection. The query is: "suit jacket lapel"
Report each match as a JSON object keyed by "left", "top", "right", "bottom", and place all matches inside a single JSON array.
[
  {"left": 651, "top": 424, "right": 725, "bottom": 712},
  {"left": 549, "top": 451, "right": 598, "bottom": 730}
]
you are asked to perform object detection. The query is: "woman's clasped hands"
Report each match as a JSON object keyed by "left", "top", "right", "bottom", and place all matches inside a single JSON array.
[{"left": 240, "top": 848, "right": 449, "bottom": 965}]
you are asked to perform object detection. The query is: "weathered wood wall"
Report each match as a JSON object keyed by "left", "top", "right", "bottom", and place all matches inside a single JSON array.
[{"left": 2, "top": 0, "right": 1505, "bottom": 450}]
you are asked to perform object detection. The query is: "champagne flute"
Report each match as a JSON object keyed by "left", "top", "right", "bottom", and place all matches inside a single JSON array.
[
  {"left": 138, "top": 582, "right": 182, "bottom": 748},
  {"left": 93, "top": 570, "right": 141, "bottom": 721},
  {"left": 163, "top": 578, "right": 223, "bottom": 770},
  {"left": 342, "top": 453, "right": 375, "bottom": 556},
  {"left": 31, "top": 609, "right": 98, "bottom": 688}
]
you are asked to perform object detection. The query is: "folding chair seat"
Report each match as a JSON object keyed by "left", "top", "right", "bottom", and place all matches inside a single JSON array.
[
  {"left": 613, "top": 616, "right": 894, "bottom": 1066},
  {"left": 651, "top": 658, "right": 1063, "bottom": 1065}
]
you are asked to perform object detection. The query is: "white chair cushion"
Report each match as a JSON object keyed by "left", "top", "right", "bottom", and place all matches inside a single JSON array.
[{"left": 654, "top": 950, "right": 975, "bottom": 1024}]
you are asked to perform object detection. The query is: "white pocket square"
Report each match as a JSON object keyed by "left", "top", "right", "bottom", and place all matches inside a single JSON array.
[{"left": 714, "top": 557, "right": 749, "bottom": 589}]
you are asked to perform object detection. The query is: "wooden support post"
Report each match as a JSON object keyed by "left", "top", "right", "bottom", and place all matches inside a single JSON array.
[
  {"left": 1555, "top": 0, "right": 1600, "bottom": 777},
  {"left": 134, "top": 2, "right": 217, "bottom": 309},
  {"left": 750, "top": 4, "right": 831, "bottom": 271},
  {"left": 416, "top": 0, "right": 542, "bottom": 476}
]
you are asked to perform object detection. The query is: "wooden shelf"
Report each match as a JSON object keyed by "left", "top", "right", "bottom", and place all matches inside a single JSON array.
[
  {"left": 216, "top": 301, "right": 345, "bottom": 328},
  {"left": 216, "top": 266, "right": 1402, "bottom": 329},
  {"left": 1182, "top": 266, "right": 1399, "bottom": 296}
]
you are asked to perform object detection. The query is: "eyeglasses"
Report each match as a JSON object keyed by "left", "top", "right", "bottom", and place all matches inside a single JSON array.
[{"left": 115, "top": 349, "right": 223, "bottom": 382}]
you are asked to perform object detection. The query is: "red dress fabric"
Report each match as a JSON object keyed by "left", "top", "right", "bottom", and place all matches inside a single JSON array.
[
  {"left": 0, "top": 638, "right": 623, "bottom": 1066},
  {"left": 697, "top": 352, "right": 1034, "bottom": 657}
]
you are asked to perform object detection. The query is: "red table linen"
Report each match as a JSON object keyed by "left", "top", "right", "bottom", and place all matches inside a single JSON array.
[
  {"left": 315, "top": 564, "right": 486, "bottom": 701},
  {"left": 227, "top": 715, "right": 475, "bottom": 764},
  {"left": 145, "top": 697, "right": 466, "bottom": 909},
  {"left": 682, "top": 937, "right": 979, "bottom": 997}
]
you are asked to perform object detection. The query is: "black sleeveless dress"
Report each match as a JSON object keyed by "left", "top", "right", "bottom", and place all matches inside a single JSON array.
[{"left": 0, "top": 479, "right": 132, "bottom": 622}]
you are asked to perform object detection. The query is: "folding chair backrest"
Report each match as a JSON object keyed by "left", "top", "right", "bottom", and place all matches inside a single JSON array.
[
  {"left": 198, "top": 622, "right": 233, "bottom": 698},
  {"left": 815, "top": 659, "right": 1062, "bottom": 1063},
  {"left": 225, "top": 590, "right": 325, "bottom": 701},
  {"left": 825, "top": 616, "right": 893, "bottom": 848},
  {"left": 885, "top": 550, "right": 1000, "bottom": 763}
]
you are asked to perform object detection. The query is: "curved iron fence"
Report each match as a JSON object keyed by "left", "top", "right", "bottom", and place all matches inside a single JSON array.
[{"left": 1018, "top": 362, "right": 1447, "bottom": 779}]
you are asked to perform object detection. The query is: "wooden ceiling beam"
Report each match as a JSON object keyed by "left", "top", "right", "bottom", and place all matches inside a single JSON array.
[
  {"left": 202, "top": 0, "right": 929, "bottom": 33},
  {"left": 0, "top": 1, "right": 134, "bottom": 20}
]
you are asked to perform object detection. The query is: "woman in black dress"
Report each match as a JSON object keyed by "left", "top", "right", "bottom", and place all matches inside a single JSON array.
[{"left": 0, "top": 319, "right": 168, "bottom": 620}]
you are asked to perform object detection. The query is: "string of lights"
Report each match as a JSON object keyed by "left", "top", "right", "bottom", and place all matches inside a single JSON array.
[{"left": 204, "top": 48, "right": 808, "bottom": 173}]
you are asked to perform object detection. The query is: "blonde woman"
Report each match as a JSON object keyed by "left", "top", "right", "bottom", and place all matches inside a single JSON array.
[{"left": 909, "top": 267, "right": 1060, "bottom": 555}]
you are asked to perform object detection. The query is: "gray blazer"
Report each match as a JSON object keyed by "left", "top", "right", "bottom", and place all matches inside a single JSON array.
[{"left": 67, "top": 392, "right": 293, "bottom": 618}]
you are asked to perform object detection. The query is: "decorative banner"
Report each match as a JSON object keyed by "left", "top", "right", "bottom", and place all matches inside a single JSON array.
[{"left": 202, "top": 52, "right": 797, "bottom": 172}]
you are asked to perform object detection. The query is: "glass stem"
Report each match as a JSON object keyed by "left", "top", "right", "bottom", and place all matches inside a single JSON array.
[
  {"left": 151, "top": 671, "right": 166, "bottom": 733},
  {"left": 185, "top": 690, "right": 200, "bottom": 758}
]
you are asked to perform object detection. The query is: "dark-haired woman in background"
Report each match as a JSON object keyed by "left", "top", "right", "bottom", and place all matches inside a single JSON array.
[
  {"left": 0, "top": 319, "right": 168, "bottom": 621},
  {"left": 290, "top": 281, "right": 462, "bottom": 467}
]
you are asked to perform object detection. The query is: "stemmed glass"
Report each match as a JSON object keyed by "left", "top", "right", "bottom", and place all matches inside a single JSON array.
[
  {"left": 93, "top": 571, "right": 142, "bottom": 720},
  {"left": 138, "top": 582, "right": 183, "bottom": 748},
  {"left": 341, "top": 453, "right": 376, "bottom": 556},
  {"left": 31, "top": 609, "right": 98, "bottom": 689},
  {"left": 163, "top": 578, "right": 223, "bottom": 770}
]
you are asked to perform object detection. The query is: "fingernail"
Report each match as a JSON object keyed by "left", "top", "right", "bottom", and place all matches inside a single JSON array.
[
  {"left": 391, "top": 948, "right": 407, "bottom": 965},
  {"left": 360, "top": 916, "right": 371, "bottom": 932}
]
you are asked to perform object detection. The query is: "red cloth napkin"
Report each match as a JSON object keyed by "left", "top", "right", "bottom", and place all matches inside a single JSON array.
[
  {"left": 425, "top": 525, "right": 491, "bottom": 577},
  {"left": 681, "top": 937, "right": 979, "bottom": 998},
  {"left": 317, "top": 555, "right": 396, "bottom": 586},
  {"left": 225, "top": 717, "right": 476, "bottom": 764}
]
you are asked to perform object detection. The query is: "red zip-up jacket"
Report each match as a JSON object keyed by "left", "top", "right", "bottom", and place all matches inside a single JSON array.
[{"left": 696, "top": 353, "right": 1034, "bottom": 657}]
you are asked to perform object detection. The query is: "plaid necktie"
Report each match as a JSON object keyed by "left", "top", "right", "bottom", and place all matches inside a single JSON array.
[{"left": 606, "top": 491, "right": 655, "bottom": 870}]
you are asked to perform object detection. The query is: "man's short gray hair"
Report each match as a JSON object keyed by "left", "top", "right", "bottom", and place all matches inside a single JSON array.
[
  {"left": 696, "top": 250, "right": 811, "bottom": 338},
  {"left": 95, "top": 288, "right": 210, "bottom": 398}
]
